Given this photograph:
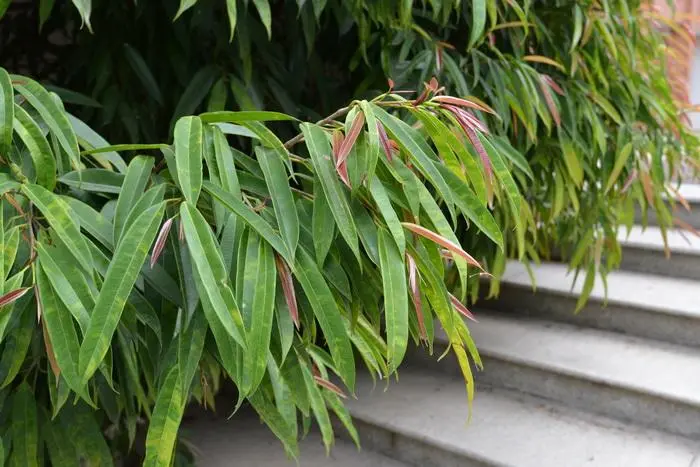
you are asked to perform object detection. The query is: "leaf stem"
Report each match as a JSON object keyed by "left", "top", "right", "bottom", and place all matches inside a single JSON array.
[{"left": 283, "top": 106, "right": 351, "bottom": 149}]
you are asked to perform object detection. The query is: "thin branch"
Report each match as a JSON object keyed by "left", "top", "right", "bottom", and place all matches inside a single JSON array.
[{"left": 283, "top": 106, "right": 351, "bottom": 149}]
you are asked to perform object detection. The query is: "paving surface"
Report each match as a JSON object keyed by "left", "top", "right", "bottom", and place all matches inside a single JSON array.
[
  {"left": 500, "top": 259, "right": 700, "bottom": 318},
  {"left": 346, "top": 369, "right": 699, "bottom": 467},
  {"left": 182, "top": 408, "right": 407, "bottom": 467}
]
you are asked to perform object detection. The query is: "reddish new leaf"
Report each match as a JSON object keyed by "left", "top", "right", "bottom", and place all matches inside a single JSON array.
[
  {"left": 539, "top": 76, "right": 561, "bottom": 127},
  {"left": 377, "top": 123, "right": 394, "bottom": 162},
  {"left": 621, "top": 168, "right": 637, "bottom": 193},
  {"left": 274, "top": 254, "right": 299, "bottom": 329},
  {"left": 448, "top": 293, "right": 478, "bottom": 323},
  {"left": 406, "top": 253, "right": 427, "bottom": 341},
  {"left": 443, "top": 104, "right": 489, "bottom": 134},
  {"left": 401, "top": 222, "right": 484, "bottom": 270},
  {"left": 331, "top": 130, "right": 351, "bottom": 188},
  {"left": 151, "top": 217, "right": 174, "bottom": 268},
  {"left": 0, "top": 287, "right": 31, "bottom": 308},
  {"left": 42, "top": 318, "right": 61, "bottom": 378},
  {"left": 640, "top": 170, "right": 654, "bottom": 205},
  {"left": 433, "top": 96, "right": 496, "bottom": 115},
  {"left": 313, "top": 375, "right": 347, "bottom": 399},
  {"left": 336, "top": 112, "right": 365, "bottom": 168},
  {"left": 541, "top": 75, "right": 565, "bottom": 96}
]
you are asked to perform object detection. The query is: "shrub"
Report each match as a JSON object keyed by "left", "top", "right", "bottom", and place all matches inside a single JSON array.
[
  {"left": 0, "top": 70, "right": 515, "bottom": 464},
  {"left": 2, "top": 0, "right": 695, "bottom": 302},
  {"left": 0, "top": 0, "right": 696, "bottom": 464}
]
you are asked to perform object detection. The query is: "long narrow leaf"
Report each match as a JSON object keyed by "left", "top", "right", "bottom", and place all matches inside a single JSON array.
[
  {"left": 378, "top": 229, "right": 408, "bottom": 371},
  {"left": 79, "top": 202, "right": 165, "bottom": 382}
]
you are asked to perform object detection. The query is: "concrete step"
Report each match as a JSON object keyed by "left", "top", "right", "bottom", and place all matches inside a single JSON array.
[
  {"left": 618, "top": 225, "right": 700, "bottom": 280},
  {"left": 635, "top": 183, "right": 700, "bottom": 228},
  {"left": 425, "top": 314, "right": 700, "bottom": 439},
  {"left": 182, "top": 406, "right": 408, "bottom": 466},
  {"left": 346, "top": 368, "right": 699, "bottom": 467},
  {"left": 484, "top": 260, "right": 700, "bottom": 347}
]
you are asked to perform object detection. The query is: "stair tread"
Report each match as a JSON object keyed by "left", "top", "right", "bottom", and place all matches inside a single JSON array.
[
  {"left": 618, "top": 225, "right": 700, "bottom": 255},
  {"left": 500, "top": 260, "right": 700, "bottom": 319},
  {"left": 450, "top": 314, "right": 700, "bottom": 407},
  {"left": 348, "top": 369, "right": 698, "bottom": 467},
  {"left": 675, "top": 183, "right": 700, "bottom": 203},
  {"left": 183, "top": 407, "right": 407, "bottom": 467}
]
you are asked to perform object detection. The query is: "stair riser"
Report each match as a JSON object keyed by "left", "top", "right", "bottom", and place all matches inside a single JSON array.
[
  {"left": 620, "top": 246, "right": 700, "bottom": 281},
  {"left": 482, "top": 284, "right": 700, "bottom": 348},
  {"left": 635, "top": 206, "right": 700, "bottom": 229},
  {"left": 410, "top": 347, "right": 700, "bottom": 439},
  {"left": 475, "top": 355, "right": 700, "bottom": 439},
  {"left": 337, "top": 418, "right": 494, "bottom": 467}
]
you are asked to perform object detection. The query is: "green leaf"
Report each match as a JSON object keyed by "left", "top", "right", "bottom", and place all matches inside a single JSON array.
[
  {"left": 301, "top": 123, "right": 361, "bottom": 264},
  {"left": 174, "top": 0, "right": 197, "bottom": 19},
  {"left": 560, "top": 137, "right": 583, "bottom": 186},
  {"left": 59, "top": 404, "right": 113, "bottom": 467},
  {"left": 81, "top": 143, "right": 168, "bottom": 155},
  {"left": 469, "top": 0, "right": 486, "bottom": 47},
  {"left": 180, "top": 202, "right": 246, "bottom": 347},
  {"left": 590, "top": 91, "right": 622, "bottom": 124},
  {"left": 312, "top": 182, "right": 334, "bottom": 265},
  {"left": 63, "top": 197, "right": 114, "bottom": 248},
  {"left": 174, "top": 116, "right": 203, "bottom": 204},
  {"left": 12, "top": 77, "right": 80, "bottom": 168},
  {"left": 575, "top": 263, "right": 596, "bottom": 313},
  {"left": 226, "top": 0, "right": 237, "bottom": 41},
  {"left": 43, "top": 413, "right": 78, "bottom": 466},
  {"left": 369, "top": 177, "right": 405, "bottom": 254},
  {"left": 0, "top": 294, "right": 33, "bottom": 387},
  {"left": 605, "top": 142, "right": 633, "bottom": 193},
  {"left": 22, "top": 184, "right": 94, "bottom": 272},
  {"left": 44, "top": 85, "right": 100, "bottom": 108},
  {"left": 371, "top": 104, "right": 455, "bottom": 212},
  {"left": 0, "top": 68, "right": 12, "bottom": 157},
  {"left": 257, "top": 147, "right": 299, "bottom": 257},
  {"left": 434, "top": 164, "right": 503, "bottom": 249},
  {"left": 378, "top": 229, "right": 409, "bottom": 371},
  {"left": 123, "top": 44, "right": 163, "bottom": 105},
  {"left": 212, "top": 127, "right": 240, "bottom": 197},
  {"left": 79, "top": 202, "right": 165, "bottom": 382},
  {"left": 299, "top": 360, "right": 333, "bottom": 451},
  {"left": 178, "top": 311, "right": 207, "bottom": 394},
  {"left": 13, "top": 104, "right": 57, "bottom": 190},
  {"left": 204, "top": 181, "right": 293, "bottom": 263},
  {"left": 59, "top": 169, "right": 125, "bottom": 194},
  {"left": 293, "top": 248, "right": 355, "bottom": 390},
  {"left": 252, "top": 0, "right": 272, "bottom": 38},
  {"left": 199, "top": 111, "right": 294, "bottom": 123},
  {"left": 70, "top": 0, "right": 92, "bottom": 31},
  {"left": 10, "top": 383, "right": 38, "bottom": 467},
  {"left": 144, "top": 367, "right": 185, "bottom": 467},
  {"left": 241, "top": 121, "right": 293, "bottom": 172},
  {"left": 68, "top": 114, "right": 126, "bottom": 173},
  {"left": 36, "top": 259, "right": 86, "bottom": 398},
  {"left": 37, "top": 240, "right": 91, "bottom": 331},
  {"left": 114, "top": 155, "right": 154, "bottom": 245},
  {"left": 171, "top": 66, "right": 217, "bottom": 123},
  {"left": 241, "top": 234, "right": 276, "bottom": 393},
  {"left": 248, "top": 390, "right": 299, "bottom": 459}
]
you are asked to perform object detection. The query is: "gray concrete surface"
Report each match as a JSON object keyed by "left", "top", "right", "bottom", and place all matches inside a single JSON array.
[
  {"left": 619, "top": 225, "right": 700, "bottom": 280},
  {"left": 484, "top": 260, "right": 700, "bottom": 346},
  {"left": 635, "top": 184, "right": 700, "bottom": 228},
  {"left": 182, "top": 407, "right": 408, "bottom": 466},
  {"left": 436, "top": 314, "right": 700, "bottom": 438},
  {"left": 345, "top": 369, "right": 699, "bottom": 467}
]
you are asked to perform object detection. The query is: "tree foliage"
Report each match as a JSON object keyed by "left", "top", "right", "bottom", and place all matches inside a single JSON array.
[
  {"left": 0, "top": 0, "right": 697, "bottom": 464},
  {"left": 0, "top": 70, "right": 510, "bottom": 464}
]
